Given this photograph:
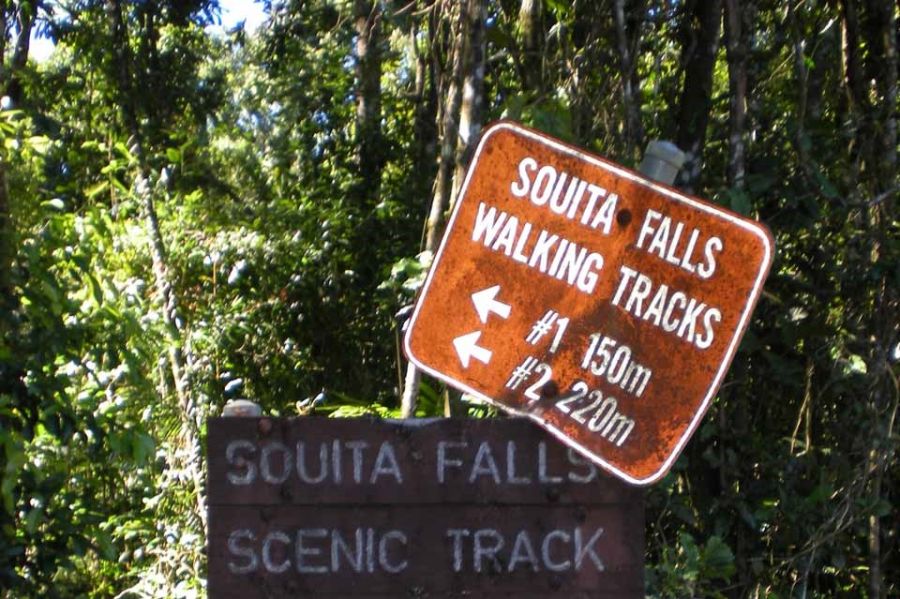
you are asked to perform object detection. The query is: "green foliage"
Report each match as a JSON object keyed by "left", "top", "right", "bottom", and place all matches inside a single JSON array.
[
  {"left": 1, "top": 163, "right": 162, "bottom": 593},
  {"left": 0, "top": 1, "right": 897, "bottom": 597},
  {"left": 648, "top": 532, "right": 736, "bottom": 598}
]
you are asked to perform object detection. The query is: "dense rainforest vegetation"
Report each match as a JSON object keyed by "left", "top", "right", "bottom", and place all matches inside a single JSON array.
[{"left": 0, "top": 0, "right": 897, "bottom": 597}]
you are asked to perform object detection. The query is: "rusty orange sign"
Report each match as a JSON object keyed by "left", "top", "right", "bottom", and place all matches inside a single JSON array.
[{"left": 404, "top": 121, "right": 773, "bottom": 485}]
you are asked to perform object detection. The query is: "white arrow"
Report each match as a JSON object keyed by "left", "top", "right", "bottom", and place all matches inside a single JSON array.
[
  {"left": 453, "top": 331, "right": 493, "bottom": 368},
  {"left": 471, "top": 285, "right": 511, "bottom": 323}
]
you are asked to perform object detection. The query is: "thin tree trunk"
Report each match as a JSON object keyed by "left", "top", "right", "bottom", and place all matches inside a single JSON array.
[
  {"left": 451, "top": 0, "right": 486, "bottom": 203},
  {"left": 0, "top": 3, "right": 8, "bottom": 64},
  {"left": 410, "top": 13, "right": 437, "bottom": 190},
  {"left": 861, "top": 3, "right": 897, "bottom": 597},
  {"left": 444, "top": 0, "right": 487, "bottom": 417},
  {"left": 788, "top": 1, "right": 814, "bottom": 180},
  {"left": 614, "top": 0, "right": 646, "bottom": 161},
  {"left": 6, "top": 0, "right": 37, "bottom": 106},
  {"left": 0, "top": 161, "right": 10, "bottom": 315},
  {"left": 518, "top": 0, "right": 544, "bottom": 93},
  {"left": 674, "top": 0, "right": 723, "bottom": 193},
  {"left": 424, "top": 0, "right": 468, "bottom": 252},
  {"left": 105, "top": 0, "right": 205, "bottom": 528},
  {"left": 724, "top": 0, "right": 749, "bottom": 189},
  {"left": 840, "top": 0, "right": 867, "bottom": 115},
  {"left": 865, "top": 0, "right": 897, "bottom": 187},
  {"left": 670, "top": 0, "right": 724, "bottom": 533},
  {"left": 354, "top": 0, "right": 383, "bottom": 202},
  {"left": 0, "top": 2, "right": 12, "bottom": 308},
  {"left": 570, "top": 1, "right": 603, "bottom": 144},
  {"left": 403, "top": 0, "right": 470, "bottom": 418}
]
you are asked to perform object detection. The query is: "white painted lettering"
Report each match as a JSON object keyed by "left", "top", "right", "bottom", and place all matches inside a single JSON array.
[
  {"left": 527, "top": 230, "right": 558, "bottom": 272},
  {"left": 331, "top": 528, "right": 363, "bottom": 573},
  {"left": 262, "top": 531, "right": 291, "bottom": 573},
  {"left": 541, "top": 530, "right": 571, "bottom": 572},
  {"left": 511, "top": 222, "right": 533, "bottom": 264},
  {"left": 589, "top": 193, "right": 618, "bottom": 233},
  {"left": 547, "top": 171, "right": 570, "bottom": 214},
  {"left": 446, "top": 529, "right": 470, "bottom": 572},
  {"left": 370, "top": 442, "right": 403, "bottom": 484},
  {"left": 505, "top": 442, "right": 532, "bottom": 485},
  {"left": 623, "top": 272, "right": 653, "bottom": 315},
  {"left": 576, "top": 253, "right": 604, "bottom": 293},
  {"left": 378, "top": 531, "right": 409, "bottom": 573},
  {"left": 345, "top": 441, "right": 368, "bottom": 484},
  {"left": 510, "top": 157, "right": 538, "bottom": 197},
  {"left": 662, "top": 291, "right": 687, "bottom": 332},
  {"left": 261, "top": 442, "right": 292, "bottom": 484},
  {"left": 226, "top": 440, "right": 257, "bottom": 485},
  {"left": 531, "top": 165, "right": 557, "bottom": 206},
  {"left": 473, "top": 529, "right": 504, "bottom": 572},
  {"left": 636, "top": 209, "right": 662, "bottom": 249},
  {"left": 471, "top": 202, "right": 507, "bottom": 246},
  {"left": 566, "top": 448, "right": 599, "bottom": 483},
  {"left": 227, "top": 529, "right": 258, "bottom": 574},
  {"left": 332, "top": 440, "right": 341, "bottom": 484},
  {"left": 508, "top": 530, "right": 540, "bottom": 572},
  {"left": 611, "top": 264, "right": 722, "bottom": 349},
  {"left": 537, "top": 442, "right": 563, "bottom": 484},
  {"left": 574, "top": 527, "right": 605, "bottom": 571},
  {"left": 698, "top": 236, "right": 723, "bottom": 279},
  {"left": 695, "top": 308, "right": 722, "bottom": 350},
  {"left": 437, "top": 441, "right": 466, "bottom": 483},
  {"left": 491, "top": 215, "right": 520, "bottom": 255},
  {"left": 296, "top": 529, "right": 328, "bottom": 573},
  {"left": 580, "top": 184, "right": 607, "bottom": 226},
  {"left": 469, "top": 442, "right": 501, "bottom": 484},
  {"left": 296, "top": 442, "right": 328, "bottom": 483}
]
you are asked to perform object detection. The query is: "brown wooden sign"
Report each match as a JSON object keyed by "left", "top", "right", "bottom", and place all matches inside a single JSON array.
[
  {"left": 404, "top": 121, "right": 774, "bottom": 485},
  {"left": 207, "top": 417, "right": 644, "bottom": 598}
]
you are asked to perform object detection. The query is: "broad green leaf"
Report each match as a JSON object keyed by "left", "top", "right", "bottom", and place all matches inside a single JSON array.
[{"left": 42, "top": 198, "right": 66, "bottom": 211}]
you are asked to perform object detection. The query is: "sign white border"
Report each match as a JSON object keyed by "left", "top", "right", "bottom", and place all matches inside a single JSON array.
[{"left": 404, "top": 121, "right": 774, "bottom": 486}]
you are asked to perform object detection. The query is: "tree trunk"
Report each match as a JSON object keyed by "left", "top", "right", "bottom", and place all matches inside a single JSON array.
[
  {"left": 403, "top": 0, "right": 471, "bottom": 418},
  {"left": 424, "top": 0, "right": 468, "bottom": 252},
  {"left": 0, "top": 2, "right": 13, "bottom": 308},
  {"left": 105, "top": 0, "right": 205, "bottom": 528},
  {"left": 410, "top": 12, "right": 437, "bottom": 194},
  {"left": 451, "top": 0, "right": 487, "bottom": 203},
  {"left": 863, "top": 0, "right": 897, "bottom": 187},
  {"left": 614, "top": 0, "right": 646, "bottom": 161},
  {"left": 518, "top": 0, "right": 544, "bottom": 93},
  {"left": 861, "top": 3, "right": 897, "bottom": 597},
  {"left": 6, "top": 0, "right": 37, "bottom": 106},
  {"left": 674, "top": 0, "right": 723, "bottom": 193},
  {"left": 569, "top": 1, "right": 604, "bottom": 145},
  {"left": 354, "top": 0, "right": 383, "bottom": 202},
  {"left": 724, "top": 0, "right": 749, "bottom": 189}
]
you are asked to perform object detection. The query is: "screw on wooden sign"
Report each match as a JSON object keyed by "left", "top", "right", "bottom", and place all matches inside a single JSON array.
[
  {"left": 403, "top": 121, "right": 774, "bottom": 485},
  {"left": 207, "top": 417, "right": 644, "bottom": 598}
]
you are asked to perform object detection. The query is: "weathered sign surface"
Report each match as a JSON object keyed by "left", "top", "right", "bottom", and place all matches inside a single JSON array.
[
  {"left": 207, "top": 417, "right": 644, "bottom": 598},
  {"left": 404, "top": 121, "right": 774, "bottom": 485}
]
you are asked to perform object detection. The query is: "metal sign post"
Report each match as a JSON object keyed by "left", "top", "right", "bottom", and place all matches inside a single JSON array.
[{"left": 404, "top": 121, "right": 773, "bottom": 485}]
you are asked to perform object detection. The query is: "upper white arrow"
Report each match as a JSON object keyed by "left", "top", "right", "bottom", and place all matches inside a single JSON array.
[
  {"left": 453, "top": 331, "right": 493, "bottom": 368},
  {"left": 471, "top": 285, "right": 511, "bottom": 324}
]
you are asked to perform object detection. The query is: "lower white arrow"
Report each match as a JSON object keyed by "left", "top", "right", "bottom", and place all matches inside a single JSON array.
[{"left": 453, "top": 331, "right": 492, "bottom": 368}]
